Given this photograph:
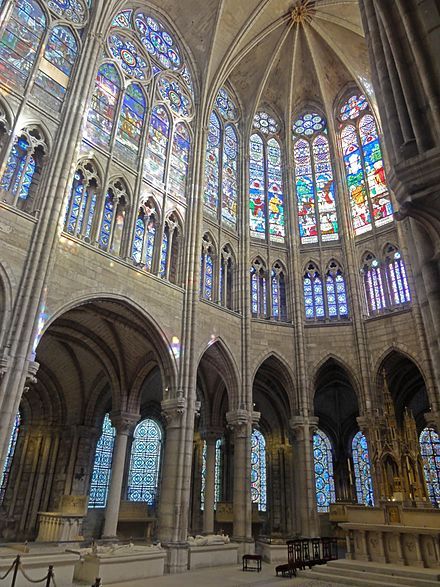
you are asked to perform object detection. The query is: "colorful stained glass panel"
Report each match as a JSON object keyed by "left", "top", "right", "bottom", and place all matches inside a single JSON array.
[
  {"left": 313, "top": 429, "right": 336, "bottom": 512},
  {"left": 249, "top": 134, "right": 266, "bottom": 238},
  {"left": 115, "top": 83, "right": 146, "bottom": 165},
  {"left": 89, "top": 413, "right": 115, "bottom": 508},
  {"left": 144, "top": 106, "right": 170, "bottom": 186},
  {"left": 221, "top": 124, "right": 238, "bottom": 226},
  {"left": 204, "top": 112, "right": 221, "bottom": 213},
  {"left": 267, "top": 138, "right": 285, "bottom": 242},
  {"left": 352, "top": 431, "right": 374, "bottom": 506},
  {"left": 127, "top": 419, "right": 162, "bottom": 505}
]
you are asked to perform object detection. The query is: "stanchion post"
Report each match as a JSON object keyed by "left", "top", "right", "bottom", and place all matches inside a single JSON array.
[
  {"left": 11, "top": 556, "right": 20, "bottom": 587},
  {"left": 45, "top": 565, "right": 54, "bottom": 587}
]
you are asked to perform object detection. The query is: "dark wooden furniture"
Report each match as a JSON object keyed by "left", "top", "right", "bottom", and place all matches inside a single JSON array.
[{"left": 242, "top": 554, "right": 262, "bottom": 572}]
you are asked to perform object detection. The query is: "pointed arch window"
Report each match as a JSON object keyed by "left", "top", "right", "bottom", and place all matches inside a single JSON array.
[
  {"left": 169, "top": 122, "right": 190, "bottom": 198},
  {"left": 220, "top": 245, "right": 234, "bottom": 310},
  {"left": 160, "top": 225, "right": 169, "bottom": 278},
  {"left": 271, "top": 262, "right": 287, "bottom": 321},
  {"left": 313, "top": 429, "right": 336, "bottom": 512},
  {"left": 159, "top": 214, "right": 181, "bottom": 284},
  {"left": 200, "top": 234, "right": 215, "bottom": 301},
  {"left": 251, "top": 259, "right": 267, "bottom": 318},
  {"left": 144, "top": 105, "right": 170, "bottom": 187},
  {"left": 362, "top": 253, "right": 386, "bottom": 314},
  {"left": 98, "top": 180, "right": 127, "bottom": 255},
  {"left": 200, "top": 438, "right": 223, "bottom": 511},
  {"left": 326, "top": 261, "right": 349, "bottom": 319},
  {"left": 64, "top": 161, "right": 99, "bottom": 239},
  {"left": 304, "top": 263, "right": 325, "bottom": 319},
  {"left": 204, "top": 88, "right": 239, "bottom": 227},
  {"left": 339, "top": 93, "right": 393, "bottom": 236},
  {"left": 420, "top": 427, "right": 440, "bottom": 508},
  {"left": 251, "top": 429, "right": 267, "bottom": 512},
  {"left": 0, "top": 0, "right": 47, "bottom": 89},
  {"left": 1, "top": 136, "right": 35, "bottom": 200},
  {"left": 385, "top": 245, "right": 410, "bottom": 306},
  {"left": 86, "top": 63, "right": 122, "bottom": 148},
  {"left": 0, "top": 411, "right": 21, "bottom": 505},
  {"left": 127, "top": 419, "right": 162, "bottom": 505},
  {"left": 293, "top": 113, "right": 339, "bottom": 244},
  {"left": 132, "top": 202, "right": 158, "bottom": 271},
  {"left": 352, "top": 431, "right": 374, "bottom": 506},
  {"left": 115, "top": 82, "right": 146, "bottom": 166},
  {"left": 89, "top": 413, "right": 116, "bottom": 508}
]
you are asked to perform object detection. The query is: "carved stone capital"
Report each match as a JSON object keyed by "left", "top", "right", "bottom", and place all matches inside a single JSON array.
[
  {"left": 110, "top": 411, "right": 139, "bottom": 435},
  {"left": 226, "top": 409, "right": 253, "bottom": 437},
  {"left": 161, "top": 397, "right": 186, "bottom": 428},
  {"left": 289, "top": 416, "right": 319, "bottom": 441}
]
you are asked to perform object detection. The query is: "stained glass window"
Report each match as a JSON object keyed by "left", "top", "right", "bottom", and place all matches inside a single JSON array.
[
  {"left": 386, "top": 249, "right": 411, "bottom": 306},
  {"left": 204, "top": 112, "right": 221, "bottom": 213},
  {"left": 249, "top": 133, "right": 266, "bottom": 238},
  {"left": 362, "top": 255, "right": 386, "bottom": 314},
  {"left": 132, "top": 213, "right": 145, "bottom": 264},
  {"left": 33, "top": 25, "right": 78, "bottom": 111},
  {"left": 98, "top": 186, "right": 126, "bottom": 254},
  {"left": 145, "top": 213, "right": 156, "bottom": 270},
  {"left": 85, "top": 63, "right": 121, "bottom": 148},
  {"left": 127, "top": 419, "right": 162, "bottom": 505},
  {"left": 304, "top": 264, "right": 325, "bottom": 319},
  {"left": 134, "top": 13, "right": 181, "bottom": 71},
  {"left": 220, "top": 246, "right": 234, "bottom": 310},
  {"left": 99, "top": 192, "right": 115, "bottom": 251},
  {"left": 271, "top": 264, "right": 287, "bottom": 321},
  {"left": 0, "top": 0, "right": 46, "bottom": 90},
  {"left": 293, "top": 113, "right": 338, "bottom": 244},
  {"left": 0, "top": 136, "right": 35, "bottom": 200},
  {"left": 200, "top": 438, "right": 222, "bottom": 511},
  {"left": 251, "top": 262, "right": 267, "bottom": 318},
  {"left": 46, "top": 0, "right": 88, "bottom": 25},
  {"left": 64, "top": 169, "right": 97, "bottom": 238},
  {"left": 160, "top": 226, "right": 169, "bottom": 278},
  {"left": 340, "top": 94, "right": 393, "bottom": 235},
  {"left": 222, "top": 124, "right": 238, "bottom": 226},
  {"left": 201, "top": 237, "right": 215, "bottom": 301},
  {"left": 326, "top": 264, "right": 349, "bottom": 319},
  {"left": 108, "top": 33, "right": 148, "bottom": 80},
  {"left": 267, "top": 138, "right": 285, "bottom": 242},
  {"left": 0, "top": 412, "right": 21, "bottom": 504},
  {"left": 169, "top": 122, "right": 190, "bottom": 198},
  {"left": 115, "top": 83, "right": 146, "bottom": 165},
  {"left": 144, "top": 106, "right": 170, "bottom": 186},
  {"left": 251, "top": 429, "right": 267, "bottom": 512},
  {"left": 352, "top": 431, "right": 374, "bottom": 506},
  {"left": 420, "top": 427, "right": 440, "bottom": 508},
  {"left": 313, "top": 429, "right": 336, "bottom": 512},
  {"left": 253, "top": 111, "right": 278, "bottom": 135},
  {"left": 89, "top": 413, "right": 115, "bottom": 508}
]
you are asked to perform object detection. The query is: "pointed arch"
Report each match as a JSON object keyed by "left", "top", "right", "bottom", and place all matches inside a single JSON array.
[{"left": 196, "top": 337, "right": 240, "bottom": 409}]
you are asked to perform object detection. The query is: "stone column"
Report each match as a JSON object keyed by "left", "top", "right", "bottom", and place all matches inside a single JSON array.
[
  {"left": 102, "top": 412, "right": 138, "bottom": 539},
  {"left": 226, "top": 410, "right": 255, "bottom": 548},
  {"left": 289, "top": 416, "right": 319, "bottom": 538},
  {"left": 200, "top": 429, "right": 222, "bottom": 535}
]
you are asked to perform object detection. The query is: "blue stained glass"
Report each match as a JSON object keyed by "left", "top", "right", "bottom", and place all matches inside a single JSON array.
[
  {"left": 0, "top": 412, "right": 21, "bottom": 504},
  {"left": 340, "top": 94, "right": 368, "bottom": 121},
  {"left": 267, "top": 138, "right": 285, "bottom": 242},
  {"left": 145, "top": 217, "right": 156, "bottom": 270},
  {"left": 293, "top": 112, "right": 326, "bottom": 137},
  {"left": 304, "top": 269, "right": 325, "bottom": 319},
  {"left": 112, "top": 9, "right": 132, "bottom": 29},
  {"left": 313, "top": 135, "right": 338, "bottom": 242},
  {"left": 43, "top": 25, "right": 77, "bottom": 77},
  {"left": 108, "top": 33, "right": 148, "bottom": 80},
  {"left": 200, "top": 439, "right": 222, "bottom": 511},
  {"left": 249, "top": 134, "right": 266, "bottom": 238},
  {"left": 420, "top": 427, "right": 440, "bottom": 508},
  {"left": 294, "top": 139, "right": 317, "bottom": 244},
  {"left": 365, "top": 264, "right": 385, "bottom": 313},
  {"left": 222, "top": 124, "right": 238, "bottom": 226},
  {"left": 204, "top": 254, "right": 213, "bottom": 300},
  {"left": 215, "top": 88, "right": 237, "bottom": 121},
  {"left": 326, "top": 273, "right": 348, "bottom": 318},
  {"left": 134, "top": 13, "right": 181, "bottom": 71},
  {"left": 99, "top": 193, "right": 114, "bottom": 250},
  {"left": 251, "top": 269, "right": 258, "bottom": 315},
  {"left": 144, "top": 106, "right": 170, "bottom": 186},
  {"left": 0, "top": 137, "right": 35, "bottom": 200},
  {"left": 47, "top": 0, "right": 88, "bottom": 25},
  {"left": 352, "top": 431, "right": 374, "bottom": 506},
  {"left": 84, "top": 192, "right": 96, "bottom": 239},
  {"left": 388, "top": 252, "right": 410, "bottom": 305},
  {"left": 132, "top": 215, "right": 145, "bottom": 264},
  {"left": 272, "top": 271, "right": 279, "bottom": 318},
  {"left": 251, "top": 429, "right": 267, "bottom": 512},
  {"left": 86, "top": 63, "right": 121, "bottom": 148},
  {"left": 115, "top": 83, "right": 146, "bottom": 165},
  {"left": 169, "top": 122, "right": 190, "bottom": 198},
  {"left": 204, "top": 112, "right": 221, "bottom": 213},
  {"left": 0, "top": 0, "right": 46, "bottom": 89},
  {"left": 158, "top": 77, "right": 191, "bottom": 118},
  {"left": 127, "top": 419, "right": 162, "bottom": 505},
  {"left": 313, "top": 429, "right": 336, "bottom": 512},
  {"left": 89, "top": 413, "right": 115, "bottom": 508},
  {"left": 160, "top": 229, "right": 169, "bottom": 277},
  {"left": 304, "top": 277, "right": 314, "bottom": 319}
]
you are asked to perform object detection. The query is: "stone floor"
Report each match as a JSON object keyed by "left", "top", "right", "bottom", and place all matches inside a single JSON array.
[{"left": 108, "top": 565, "right": 345, "bottom": 587}]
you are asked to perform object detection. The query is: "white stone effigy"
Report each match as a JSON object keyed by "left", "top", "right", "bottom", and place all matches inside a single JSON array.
[{"left": 187, "top": 534, "right": 238, "bottom": 569}]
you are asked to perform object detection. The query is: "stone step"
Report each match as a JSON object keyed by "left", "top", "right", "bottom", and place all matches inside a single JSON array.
[{"left": 300, "top": 560, "right": 440, "bottom": 587}]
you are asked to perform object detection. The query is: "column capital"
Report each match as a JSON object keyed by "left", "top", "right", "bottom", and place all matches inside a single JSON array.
[
  {"left": 226, "top": 409, "right": 256, "bottom": 436},
  {"left": 161, "top": 397, "right": 186, "bottom": 428},
  {"left": 289, "top": 416, "right": 319, "bottom": 440},
  {"left": 110, "top": 411, "right": 139, "bottom": 435}
]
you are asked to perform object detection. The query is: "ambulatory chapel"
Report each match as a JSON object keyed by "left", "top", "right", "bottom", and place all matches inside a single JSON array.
[{"left": 0, "top": 0, "right": 440, "bottom": 582}]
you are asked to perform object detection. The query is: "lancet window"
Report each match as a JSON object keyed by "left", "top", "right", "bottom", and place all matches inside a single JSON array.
[
  {"left": 352, "top": 431, "right": 374, "bottom": 506},
  {"left": 0, "top": 412, "right": 21, "bottom": 504},
  {"left": 159, "top": 213, "right": 181, "bottom": 284},
  {"left": 304, "top": 263, "right": 325, "bottom": 319},
  {"left": 204, "top": 88, "right": 239, "bottom": 228},
  {"left": 200, "top": 234, "right": 215, "bottom": 301},
  {"left": 0, "top": 128, "right": 47, "bottom": 211},
  {"left": 251, "top": 429, "right": 267, "bottom": 512},
  {"left": 250, "top": 259, "right": 267, "bottom": 318},
  {"left": 384, "top": 244, "right": 411, "bottom": 306},
  {"left": 200, "top": 438, "right": 223, "bottom": 511},
  {"left": 339, "top": 93, "right": 393, "bottom": 236},
  {"left": 326, "top": 261, "right": 349, "bottom": 319},
  {"left": 83, "top": 8, "right": 194, "bottom": 205},
  {"left": 64, "top": 160, "right": 99, "bottom": 240},
  {"left": 220, "top": 245, "right": 234, "bottom": 310},
  {"left": 293, "top": 113, "right": 339, "bottom": 245},
  {"left": 0, "top": 0, "right": 85, "bottom": 111},
  {"left": 132, "top": 201, "right": 158, "bottom": 270},
  {"left": 249, "top": 112, "right": 285, "bottom": 242},
  {"left": 419, "top": 427, "right": 440, "bottom": 508},
  {"left": 89, "top": 413, "right": 116, "bottom": 508},
  {"left": 313, "top": 429, "right": 336, "bottom": 512},
  {"left": 98, "top": 179, "right": 128, "bottom": 256},
  {"left": 127, "top": 418, "right": 162, "bottom": 505},
  {"left": 271, "top": 262, "right": 287, "bottom": 321}
]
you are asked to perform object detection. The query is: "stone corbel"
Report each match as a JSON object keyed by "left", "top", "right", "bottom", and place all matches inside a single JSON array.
[
  {"left": 109, "top": 411, "right": 139, "bottom": 436},
  {"left": 161, "top": 396, "right": 186, "bottom": 428},
  {"left": 226, "top": 409, "right": 253, "bottom": 437}
]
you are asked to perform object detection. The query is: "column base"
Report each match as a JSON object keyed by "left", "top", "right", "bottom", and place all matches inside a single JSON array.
[{"left": 163, "top": 541, "right": 189, "bottom": 574}]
